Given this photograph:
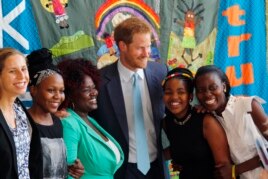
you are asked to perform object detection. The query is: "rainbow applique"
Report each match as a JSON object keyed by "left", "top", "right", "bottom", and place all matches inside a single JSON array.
[{"left": 95, "top": 0, "right": 160, "bottom": 46}]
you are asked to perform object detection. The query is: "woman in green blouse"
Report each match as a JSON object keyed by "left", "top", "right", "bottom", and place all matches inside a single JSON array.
[{"left": 58, "top": 58, "right": 124, "bottom": 179}]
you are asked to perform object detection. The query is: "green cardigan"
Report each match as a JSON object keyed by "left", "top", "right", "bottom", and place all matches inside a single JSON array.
[{"left": 62, "top": 109, "right": 124, "bottom": 179}]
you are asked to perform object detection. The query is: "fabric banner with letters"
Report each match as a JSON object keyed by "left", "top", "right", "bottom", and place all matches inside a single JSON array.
[{"left": 214, "top": 0, "right": 268, "bottom": 112}]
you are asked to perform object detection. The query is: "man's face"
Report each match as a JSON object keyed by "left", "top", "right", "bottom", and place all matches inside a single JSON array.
[{"left": 119, "top": 33, "right": 151, "bottom": 71}]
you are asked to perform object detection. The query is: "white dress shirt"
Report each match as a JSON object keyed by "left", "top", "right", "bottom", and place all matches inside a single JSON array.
[{"left": 117, "top": 60, "right": 157, "bottom": 163}]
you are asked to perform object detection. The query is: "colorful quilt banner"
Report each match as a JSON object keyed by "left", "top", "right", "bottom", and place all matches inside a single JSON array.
[{"left": 215, "top": 0, "right": 268, "bottom": 112}]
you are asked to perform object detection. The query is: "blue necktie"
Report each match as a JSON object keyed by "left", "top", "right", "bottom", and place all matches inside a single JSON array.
[{"left": 132, "top": 73, "right": 150, "bottom": 175}]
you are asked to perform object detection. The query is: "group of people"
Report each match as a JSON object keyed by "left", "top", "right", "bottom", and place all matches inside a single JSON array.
[
  {"left": 0, "top": 16, "right": 268, "bottom": 179},
  {"left": 162, "top": 66, "right": 268, "bottom": 179}
]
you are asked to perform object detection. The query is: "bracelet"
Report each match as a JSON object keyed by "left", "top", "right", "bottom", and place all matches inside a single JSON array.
[{"left": 232, "top": 165, "right": 236, "bottom": 179}]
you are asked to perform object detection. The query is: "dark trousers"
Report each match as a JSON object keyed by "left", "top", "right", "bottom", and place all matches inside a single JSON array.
[{"left": 126, "top": 160, "right": 164, "bottom": 179}]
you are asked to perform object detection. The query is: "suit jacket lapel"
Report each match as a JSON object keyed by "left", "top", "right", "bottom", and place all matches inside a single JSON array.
[
  {"left": 0, "top": 110, "right": 18, "bottom": 175},
  {"left": 69, "top": 109, "right": 106, "bottom": 145},
  {"left": 105, "top": 63, "right": 129, "bottom": 142},
  {"left": 75, "top": 113, "right": 124, "bottom": 165},
  {"left": 92, "top": 119, "right": 124, "bottom": 166},
  {"left": 144, "top": 66, "right": 160, "bottom": 136}
]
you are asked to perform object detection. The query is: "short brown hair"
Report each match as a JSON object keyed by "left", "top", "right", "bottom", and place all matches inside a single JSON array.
[
  {"left": 0, "top": 48, "right": 24, "bottom": 74},
  {"left": 114, "top": 17, "right": 151, "bottom": 46}
]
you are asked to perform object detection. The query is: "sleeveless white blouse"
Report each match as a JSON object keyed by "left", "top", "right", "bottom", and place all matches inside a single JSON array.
[{"left": 213, "top": 95, "right": 268, "bottom": 179}]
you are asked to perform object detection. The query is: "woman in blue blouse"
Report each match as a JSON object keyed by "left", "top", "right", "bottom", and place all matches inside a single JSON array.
[{"left": 58, "top": 58, "right": 124, "bottom": 179}]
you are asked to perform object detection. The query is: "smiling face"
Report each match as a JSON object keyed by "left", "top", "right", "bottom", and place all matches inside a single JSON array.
[
  {"left": 0, "top": 54, "right": 29, "bottom": 97},
  {"left": 119, "top": 33, "right": 151, "bottom": 71},
  {"left": 71, "top": 75, "right": 98, "bottom": 114},
  {"left": 31, "top": 73, "right": 65, "bottom": 113},
  {"left": 185, "top": 11, "right": 195, "bottom": 22},
  {"left": 163, "top": 78, "right": 192, "bottom": 118},
  {"left": 195, "top": 72, "right": 227, "bottom": 114}
]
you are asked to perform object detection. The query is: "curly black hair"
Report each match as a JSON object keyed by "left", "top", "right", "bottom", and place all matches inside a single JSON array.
[{"left": 57, "top": 58, "right": 100, "bottom": 109}]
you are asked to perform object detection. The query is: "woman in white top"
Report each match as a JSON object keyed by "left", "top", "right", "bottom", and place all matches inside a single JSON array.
[{"left": 194, "top": 65, "right": 268, "bottom": 179}]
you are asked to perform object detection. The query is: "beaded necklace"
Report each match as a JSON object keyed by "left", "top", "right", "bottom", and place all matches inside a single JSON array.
[{"left": 173, "top": 113, "right": 192, "bottom": 125}]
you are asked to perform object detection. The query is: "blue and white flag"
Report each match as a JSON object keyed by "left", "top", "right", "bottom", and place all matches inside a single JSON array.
[
  {"left": 0, "top": 0, "right": 41, "bottom": 53},
  {"left": 0, "top": 0, "right": 41, "bottom": 107}
]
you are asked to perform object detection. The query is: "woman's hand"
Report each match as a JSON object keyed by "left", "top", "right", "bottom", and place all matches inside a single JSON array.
[
  {"left": 214, "top": 163, "right": 232, "bottom": 179},
  {"left": 260, "top": 169, "right": 268, "bottom": 179},
  {"left": 193, "top": 104, "right": 208, "bottom": 113},
  {"left": 68, "top": 159, "right": 85, "bottom": 179},
  {"left": 54, "top": 109, "right": 69, "bottom": 119}
]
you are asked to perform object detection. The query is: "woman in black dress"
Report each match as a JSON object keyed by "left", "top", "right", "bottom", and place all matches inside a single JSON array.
[{"left": 162, "top": 67, "right": 231, "bottom": 179}]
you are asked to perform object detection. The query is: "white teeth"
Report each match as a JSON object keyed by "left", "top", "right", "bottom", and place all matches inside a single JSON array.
[
  {"left": 15, "top": 82, "right": 25, "bottom": 88},
  {"left": 51, "top": 102, "right": 59, "bottom": 105},
  {"left": 171, "top": 102, "right": 180, "bottom": 106},
  {"left": 170, "top": 102, "right": 181, "bottom": 108},
  {"left": 89, "top": 98, "right": 96, "bottom": 103},
  {"left": 205, "top": 99, "right": 215, "bottom": 105}
]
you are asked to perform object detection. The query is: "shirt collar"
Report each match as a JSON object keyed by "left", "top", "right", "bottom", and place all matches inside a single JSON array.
[
  {"left": 117, "top": 59, "right": 144, "bottom": 83},
  {"left": 212, "top": 95, "right": 235, "bottom": 118}
]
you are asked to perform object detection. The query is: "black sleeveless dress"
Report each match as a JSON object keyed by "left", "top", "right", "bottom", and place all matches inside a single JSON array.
[{"left": 163, "top": 107, "right": 215, "bottom": 179}]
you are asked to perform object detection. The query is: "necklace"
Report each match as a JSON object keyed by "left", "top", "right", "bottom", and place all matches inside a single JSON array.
[{"left": 173, "top": 113, "right": 192, "bottom": 125}]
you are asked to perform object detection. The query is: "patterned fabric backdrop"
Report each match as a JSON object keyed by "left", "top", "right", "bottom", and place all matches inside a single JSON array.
[{"left": 1, "top": 0, "right": 268, "bottom": 112}]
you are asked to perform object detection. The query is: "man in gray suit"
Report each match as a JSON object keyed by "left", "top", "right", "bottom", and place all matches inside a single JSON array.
[{"left": 96, "top": 17, "right": 167, "bottom": 179}]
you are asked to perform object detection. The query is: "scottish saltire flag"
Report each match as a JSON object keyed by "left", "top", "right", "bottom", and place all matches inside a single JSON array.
[
  {"left": 0, "top": 0, "right": 40, "bottom": 107},
  {"left": 0, "top": 0, "right": 41, "bottom": 53},
  {"left": 215, "top": 0, "right": 268, "bottom": 112}
]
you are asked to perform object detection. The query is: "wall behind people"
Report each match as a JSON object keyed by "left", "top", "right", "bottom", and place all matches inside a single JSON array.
[{"left": 1, "top": 0, "right": 268, "bottom": 112}]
